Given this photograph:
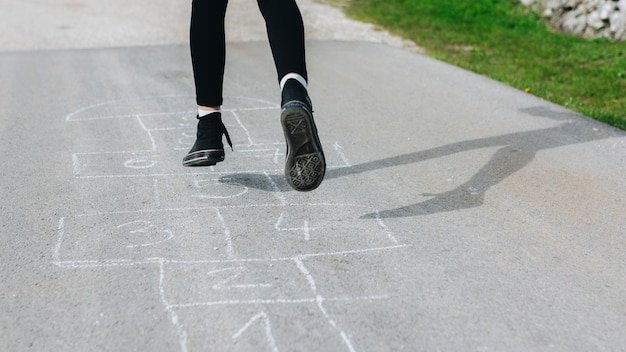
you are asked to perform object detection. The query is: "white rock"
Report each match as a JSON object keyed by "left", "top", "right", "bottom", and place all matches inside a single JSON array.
[
  {"left": 610, "top": 11, "right": 626, "bottom": 37},
  {"left": 543, "top": 7, "right": 554, "bottom": 17},
  {"left": 563, "top": 13, "right": 588, "bottom": 34},
  {"left": 599, "top": 2, "right": 613, "bottom": 19},
  {"left": 522, "top": 0, "right": 626, "bottom": 40},
  {"left": 545, "top": 0, "right": 561, "bottom": 9},
  {"left": 587, "top": 11, "right": 605, "bottom": 29}
]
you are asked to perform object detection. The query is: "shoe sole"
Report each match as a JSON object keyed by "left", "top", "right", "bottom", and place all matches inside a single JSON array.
[
  {"left": 182, "top": 149, "right": 225, "bottom": 167},
  {"left": 281, "top": 101, "right": 326, "bottom": 192}
]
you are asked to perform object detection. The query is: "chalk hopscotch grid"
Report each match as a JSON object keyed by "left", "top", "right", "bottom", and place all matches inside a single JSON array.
[
  {"left": 57, "top": 96, "right": 409, "bottom": 352},
  {"left": 70, "top": 111, "right": 351, "bottom": 180},
  {"left": 54, "top": 203, "right": 408, "bottom": 352},
  {"left": 54, "top": 213, "right": 407, "bottom": 352}
]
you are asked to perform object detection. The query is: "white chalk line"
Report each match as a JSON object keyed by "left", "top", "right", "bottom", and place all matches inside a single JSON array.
[
  {"left": 373, "top": 210, "right": 399, "bottom": 245},
  {"left": 73, "top": 166, "right": 354, "bottom": 179},
  {"left": 72, "top": 162, "right": 349, "bottom": 179},
  {"left": 168, "top": 294, "right": 391, "bottom": 309},
  {"left": 75, "top": 172, "right": 265, "bottom": 180},
  {"left": 65, "top": 95, "right": 279, "bottom": 122},
  {"left": 158, "top": 260, "right": 189, "bottom": 352},
  {"left": 136, "top": 115, "right": 158, "bottom": 152},
  {"left": 74, "top": 203, "right": 286, "bottom": 217},
  {"left": 208, "top": 267, "right": 273, "bottom": 290},
  {"left": 74, "top": 202, "right": 385, "bottom": 217},
  {"left": 163, "top": 146, "right": 280, "bottom": 151},
  {"left": 52, "top": 244, "right": 410, "bottom": 269},
  {"left": 294, "top": 257, "right": 317, "bottom": 292},
  {"left": 191, "top": 177, "right": 249, "bottom": 196},
  {"left": 273, "top": 148, "right": 281, "bottom": 164},
  {"left": 66, "top": 106, "right": 282, "bottom": 122},
  {"left": 191, "top": 180, "right": 249, "bottom": 200},
  {"left": 333, "top": 142, "right": 352, "bottom": 167},
  {"left": 53, "top": 217, "right": 65, "bottom": 263},
  {"left": 53, "top": 259, "right": 161, "bottom": 268},
  {"left": 114, "top": 219, "right": 176, "bottom": 249},
  {"left": 126, "top": 230, "right": 175, "bottom": 249},
  {"left": 232, "top": 312, "right": 279, "bottom": 352},
  {"left": 191, "top": 190, "right": 249, "bottom": 200},
  {"left": 303, "top": 220, "right": 311, "bottom": 241},
  {"left": 238, "top": 148, "right": 281, "bottom": 153},
  {"left": 185, "top": 243, "right": 410, "bottom": 262},
  {"left": 72, "top": 142, "right": 336, "bottom": 152},
  {"left": 67, "top": 111, "right": 193, "bottom": 122},
  {"left": 150, "top": 126, "right": 188, "bottom": 132},
  {"left": 275, "top": 213, "right": 317, "bottom": 241},
  {"left": 294, "top": 257, "right": 356, "bottom": 352},
  {"left": 264, "top": 171, "right": 288, "bottom": 205},
  {"left": 72, "top": 154, "right": 81, "bottom": 176},
  {"left": 216, "top": 208, "right": 236, "bottom": 260},
  {"left": 230, "top": 109, "right": 254, "bottom": 145},
  {"left": 73, "top": 150, "right": 155, "bottom": 156}
]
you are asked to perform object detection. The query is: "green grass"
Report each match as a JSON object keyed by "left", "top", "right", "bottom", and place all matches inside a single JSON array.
[{"left": 341, "top": 0, "right": 626, "bottom": 130}]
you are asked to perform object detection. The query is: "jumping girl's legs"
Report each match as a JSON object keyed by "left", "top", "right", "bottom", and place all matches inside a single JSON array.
[{"left": 184, "top": 0, "right": 325, "bottom": 191}]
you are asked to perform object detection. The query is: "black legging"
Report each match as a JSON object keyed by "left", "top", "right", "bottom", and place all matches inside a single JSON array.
[{"left": 190, "top": 0, "right": 308, "bottom": 107}]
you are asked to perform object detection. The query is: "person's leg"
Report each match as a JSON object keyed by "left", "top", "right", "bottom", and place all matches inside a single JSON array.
[
  {"left": 257, "top": 0, "right": 307, "bottom": 84},
  {"left": 258, "top": 0, "right": 326, "bottom": 191},
  {"left": 190, "top": 0, "right": 228, "bottom": 109},
  {"left": 183, "top": 0, "right": 232, "bottom": 167}
]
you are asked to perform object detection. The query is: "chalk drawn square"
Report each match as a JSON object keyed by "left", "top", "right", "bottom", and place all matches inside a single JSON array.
[
  {"left": 219, "top": 204, "right": 399, "bottom": 259},
  {"left": 55, "top": 209, "right": 231, "bottom": 265},
  {"left": 172, "top": 305, "right": 347, "bottom": 351},
  {"left": 161, "top": 261, "right": 311, "bottom": 306},
  {"left": 72, "top": 151, "right": 164, "bottom": 178}
]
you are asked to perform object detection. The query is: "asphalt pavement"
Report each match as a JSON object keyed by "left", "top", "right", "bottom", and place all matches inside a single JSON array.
[{"left": 1, "top": 1, "right": 625, "bottom": 351}]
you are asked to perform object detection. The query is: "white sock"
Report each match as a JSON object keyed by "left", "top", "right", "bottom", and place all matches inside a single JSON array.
[
  {"left": 280, "top": 73, "right": 307, "bottom": 91},
  {"left": 198, "top": 109, "right": 221, "bottom": 118}
]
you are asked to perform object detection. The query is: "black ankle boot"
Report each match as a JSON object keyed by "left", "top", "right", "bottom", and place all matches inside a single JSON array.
[{"left": 182, "top": 113, "right": 232, "bottom": 167}]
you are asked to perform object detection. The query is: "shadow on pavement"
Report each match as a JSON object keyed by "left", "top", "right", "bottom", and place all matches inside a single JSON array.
[{"left": 220, "top": 106, "right": 611, "bottom": 218}]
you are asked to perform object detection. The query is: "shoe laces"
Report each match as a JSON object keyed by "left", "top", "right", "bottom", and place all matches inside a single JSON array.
[
  {"left": 221, "top": 120, "right": 233, "bottom": 151},
  {"left": 197, "top": 114, "right": 233, "bottom": 151}
]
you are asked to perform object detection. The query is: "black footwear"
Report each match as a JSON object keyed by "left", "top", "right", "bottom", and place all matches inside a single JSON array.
[
  {"left": 182, "top": 113, "right": 232, "bottom": 167},
  {"left": 280, "top": 80, "right": 326, "bottom": 191}
]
